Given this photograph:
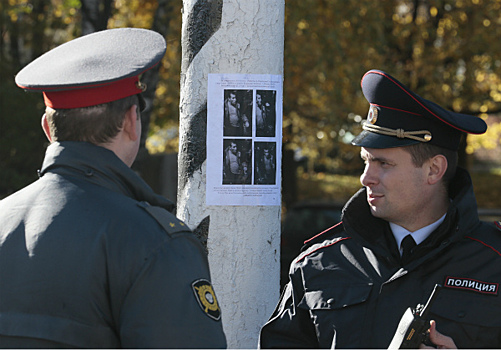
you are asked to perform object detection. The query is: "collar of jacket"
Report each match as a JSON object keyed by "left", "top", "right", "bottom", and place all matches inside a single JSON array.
[
  {"left": 39, "top": 141, "right": 175, "bottom": 212},
  {"left": 341, "top": 167, "right": 481, "bottom": 259}
]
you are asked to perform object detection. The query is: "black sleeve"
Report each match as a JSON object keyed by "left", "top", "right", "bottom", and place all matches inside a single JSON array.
[{"left": 259, "top": 278, "right": 318, "bottom": 348}]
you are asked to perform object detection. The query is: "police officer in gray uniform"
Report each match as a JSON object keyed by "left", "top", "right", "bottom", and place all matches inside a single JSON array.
[
  {"left": 0, "top": 28, "right": 226, "bottom": 348},
  {"left": 259, "top": 70, "right": 501, "bottom": 348}
]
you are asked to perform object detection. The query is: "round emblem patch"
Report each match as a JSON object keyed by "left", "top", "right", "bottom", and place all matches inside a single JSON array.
[
  {"left": 192, "top": 279, "right": 221, "bottom": 321},
  {"left": 367, "top": 106, "right": 378, "bottom": 124}
]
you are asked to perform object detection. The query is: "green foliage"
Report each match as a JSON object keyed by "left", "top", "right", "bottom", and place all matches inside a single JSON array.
[
  {"left": 0, "top": 79, "right": 47, "bottom": 197},
  {"left": 1, "top": 0, "right": 81, "bottom": 198}
]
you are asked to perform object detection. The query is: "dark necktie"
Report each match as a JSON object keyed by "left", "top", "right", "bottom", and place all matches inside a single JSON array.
[{"left": 401, "top": 234, "right": 416, "bottom": 263}]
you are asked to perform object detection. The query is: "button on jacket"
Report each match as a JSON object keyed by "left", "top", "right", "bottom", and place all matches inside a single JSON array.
[
  {"left": 260, "top": 168, "right": 501, "bottom": 348},
  {"left": 0, "top": 141, "right": 226, "bottom": 348}
]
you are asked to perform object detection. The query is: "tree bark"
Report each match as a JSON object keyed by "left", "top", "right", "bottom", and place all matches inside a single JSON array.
[{"left": 178, "top": 1, "right": 285, "bottom": 347}]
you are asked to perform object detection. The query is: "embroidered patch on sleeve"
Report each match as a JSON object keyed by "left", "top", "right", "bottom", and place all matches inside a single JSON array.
[
  {"left": 444, "top": 276, "right": 499, "bottom": 295},
  {"left": 192, "top": 279, "right": 222, "bottom": 321}
]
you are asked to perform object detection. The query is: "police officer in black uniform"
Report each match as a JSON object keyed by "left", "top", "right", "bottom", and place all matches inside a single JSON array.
[
  {"left": 0, "top": 28, "right": 226, "bottom": 348},
  {"left": 259, "top": 69, "right": 501, "bottom": 348}
]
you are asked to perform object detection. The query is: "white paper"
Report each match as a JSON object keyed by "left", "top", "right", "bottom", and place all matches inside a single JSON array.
[{"left": 206, "top": 74, "right": 283, "bottom": 206}]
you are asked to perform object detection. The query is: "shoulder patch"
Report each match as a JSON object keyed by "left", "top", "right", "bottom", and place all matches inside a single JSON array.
[
  {"left": 137, "top": 201, "right": 190, "bottom": 235},
  {"left": 192, "top": 279, "right": 221, "bottom": 321}
]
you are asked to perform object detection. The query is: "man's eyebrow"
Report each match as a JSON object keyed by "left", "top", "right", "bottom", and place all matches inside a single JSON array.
[{"left": 360, "top": 152, "right": 390, "bottom": 163}]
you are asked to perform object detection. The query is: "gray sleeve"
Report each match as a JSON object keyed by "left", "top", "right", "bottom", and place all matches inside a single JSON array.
[{"left": 118, "top": 233, "right": 227, "bottom": 348}]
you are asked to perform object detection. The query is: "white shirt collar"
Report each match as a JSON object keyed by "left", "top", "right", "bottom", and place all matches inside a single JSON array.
[{"left": 390, "top": 213, "right": 447, "bottom": 255}]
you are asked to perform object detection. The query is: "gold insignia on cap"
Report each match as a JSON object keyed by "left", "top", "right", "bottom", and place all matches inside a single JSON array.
[
  {"left": 136, "top": 80, "right": 147, "bottom": 92},
  {"left": 192, "top": 279, "right": 221, "bottom": 321},
  {"left": 363, "top": 123, "right": 433, "bottom": 143},
  {"left": 367, "top": 106, "right": 378, "bottom": 124}
]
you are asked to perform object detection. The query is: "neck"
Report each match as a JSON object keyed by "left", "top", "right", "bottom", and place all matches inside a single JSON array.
[{"left": 404, "top": 193, "right": 450, "bottom": 232}]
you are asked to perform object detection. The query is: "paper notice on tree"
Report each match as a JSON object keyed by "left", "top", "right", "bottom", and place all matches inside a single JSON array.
[{"left": 206, "top": 74, "right": 283, "bottom": 206}]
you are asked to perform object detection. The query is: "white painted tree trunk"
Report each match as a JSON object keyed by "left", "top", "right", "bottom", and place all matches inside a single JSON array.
[{"left": 178, "top": 1, "right": 284, "bottom": 348}]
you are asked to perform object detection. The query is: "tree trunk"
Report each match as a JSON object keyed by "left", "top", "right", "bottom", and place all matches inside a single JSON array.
[
  {"left": 178, "top": 1, "right": 284, "bottom": 347},
  {"left": 137, "top": 0, "right": 174, "bottom": 159},
  {"left": 81, "top": 0, "right": 113, "bottom": 35}
]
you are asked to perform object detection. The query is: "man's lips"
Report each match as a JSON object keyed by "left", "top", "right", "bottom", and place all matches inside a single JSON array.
[{"left": 367, "top": 192, "right": 383, "bottom": 205}]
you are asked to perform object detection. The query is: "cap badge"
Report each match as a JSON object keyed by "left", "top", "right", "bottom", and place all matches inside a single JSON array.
[
  {"left": 136, "top": 80, "right": 147, "bottom": 92},
  {"left": 367, "top": 106, "right": 378, "bottom": 124}
]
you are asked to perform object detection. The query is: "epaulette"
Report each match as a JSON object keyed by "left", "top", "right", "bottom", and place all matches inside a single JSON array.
[
  {"left": 297, "top": 235, "right": 352, "bottom": 264},
  {"left": 301, "top": 221, "right": 345, "bottom": 252},
  {"left": 137, "top": 201, "right": 190, "bottom": 236},
  {"left": 465, "top": 221, "right": 501, "bottom": 258}
]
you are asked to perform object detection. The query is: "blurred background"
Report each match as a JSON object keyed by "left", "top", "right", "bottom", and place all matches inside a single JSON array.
[{"left": 2, "top": 1, "right": 500, "bottom": 281}]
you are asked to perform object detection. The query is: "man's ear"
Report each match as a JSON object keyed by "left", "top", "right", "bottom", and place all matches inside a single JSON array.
[
  {"left": 123, "top": 104, "right": 139, "bottom": 141},
  {"left": 427, "top": 154, "right": 448, "bottom": 185},
  {"left": 41, "top": 114, "right": 52, "bottom": 142}
]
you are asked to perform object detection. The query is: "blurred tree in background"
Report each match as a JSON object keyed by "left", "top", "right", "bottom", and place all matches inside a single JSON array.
[
  {"left": 283, "top": 0, "right": 501, "bottom": 176},
  {"left": 1, "top": 0, "right": 501, "bottom": 204}
]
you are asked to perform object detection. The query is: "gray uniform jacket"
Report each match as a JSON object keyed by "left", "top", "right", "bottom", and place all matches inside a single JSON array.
[
  {"left": 0, "top": 141, "right": 227, "bottom": 348},
  {"left": 260, "top": 168, "right": 501, "bottom": 348}
]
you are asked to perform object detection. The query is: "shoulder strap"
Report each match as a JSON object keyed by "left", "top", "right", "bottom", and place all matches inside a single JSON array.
[{"left": 137, "top": 201, "right": 190, "bottom": 236}]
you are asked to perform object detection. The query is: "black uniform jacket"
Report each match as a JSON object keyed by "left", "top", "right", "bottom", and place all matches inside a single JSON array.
[
  {"left": 0, "top": 142, "right": 226, "bottom": 348},
  {"left": 260, "top": 168, "right": 501, "bottom": 348}
]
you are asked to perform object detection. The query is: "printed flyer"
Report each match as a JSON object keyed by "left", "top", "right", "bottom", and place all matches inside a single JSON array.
[{"left": 206, "top": 73, "right": 283, "bottom": 206}]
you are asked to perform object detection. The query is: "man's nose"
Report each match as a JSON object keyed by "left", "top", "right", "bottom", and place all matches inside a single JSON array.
[{"left": 360, "top": 164, "right": 378, "bottom": 187}]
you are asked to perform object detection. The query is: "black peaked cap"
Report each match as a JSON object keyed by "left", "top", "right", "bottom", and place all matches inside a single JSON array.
[{"left": 352, "top": 69, "right": 487, "bottom": 150}]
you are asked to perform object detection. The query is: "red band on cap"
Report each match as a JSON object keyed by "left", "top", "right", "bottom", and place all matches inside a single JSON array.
[{"left": 42, "top": 76, "right": 143, "bottom": 109}]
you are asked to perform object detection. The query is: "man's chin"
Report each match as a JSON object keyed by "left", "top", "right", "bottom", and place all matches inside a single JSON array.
[{"left": 369, "top": 206, "right": 384, "bottom": 219}]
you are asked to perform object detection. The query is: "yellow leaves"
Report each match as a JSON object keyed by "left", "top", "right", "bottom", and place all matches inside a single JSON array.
[
  {"left": 467, "top": 117, "right": 501, "bottom": 154},
  {"left": 491, "top": 90, "right": 501, "bottom": 102},
  {"left": 109, "top": 0, "right": 157, "bottom": 28},
  {"left": 146, "top": 124, "right": 179, "bottom": 154},
  {"left": 296, "top": 19, "right": 309, "bottom": 35},
  {"left": 476, "top": 72, "right": 486, "bottom": 82},
  {"left": 297, "top": 19, "right": 308, "bottom": 30}
]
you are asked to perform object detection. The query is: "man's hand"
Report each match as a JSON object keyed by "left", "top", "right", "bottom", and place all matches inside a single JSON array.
[{"left": 419, "top": 320, "right": 457, "bottom": 349}]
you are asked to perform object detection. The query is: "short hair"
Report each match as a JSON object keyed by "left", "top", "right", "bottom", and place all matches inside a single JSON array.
[
  {"left": 44, "top": 94, "right": 139, "bottom": 144},
  {"left": 403, "top": 142, "right": 458, "bottom": 185}
]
